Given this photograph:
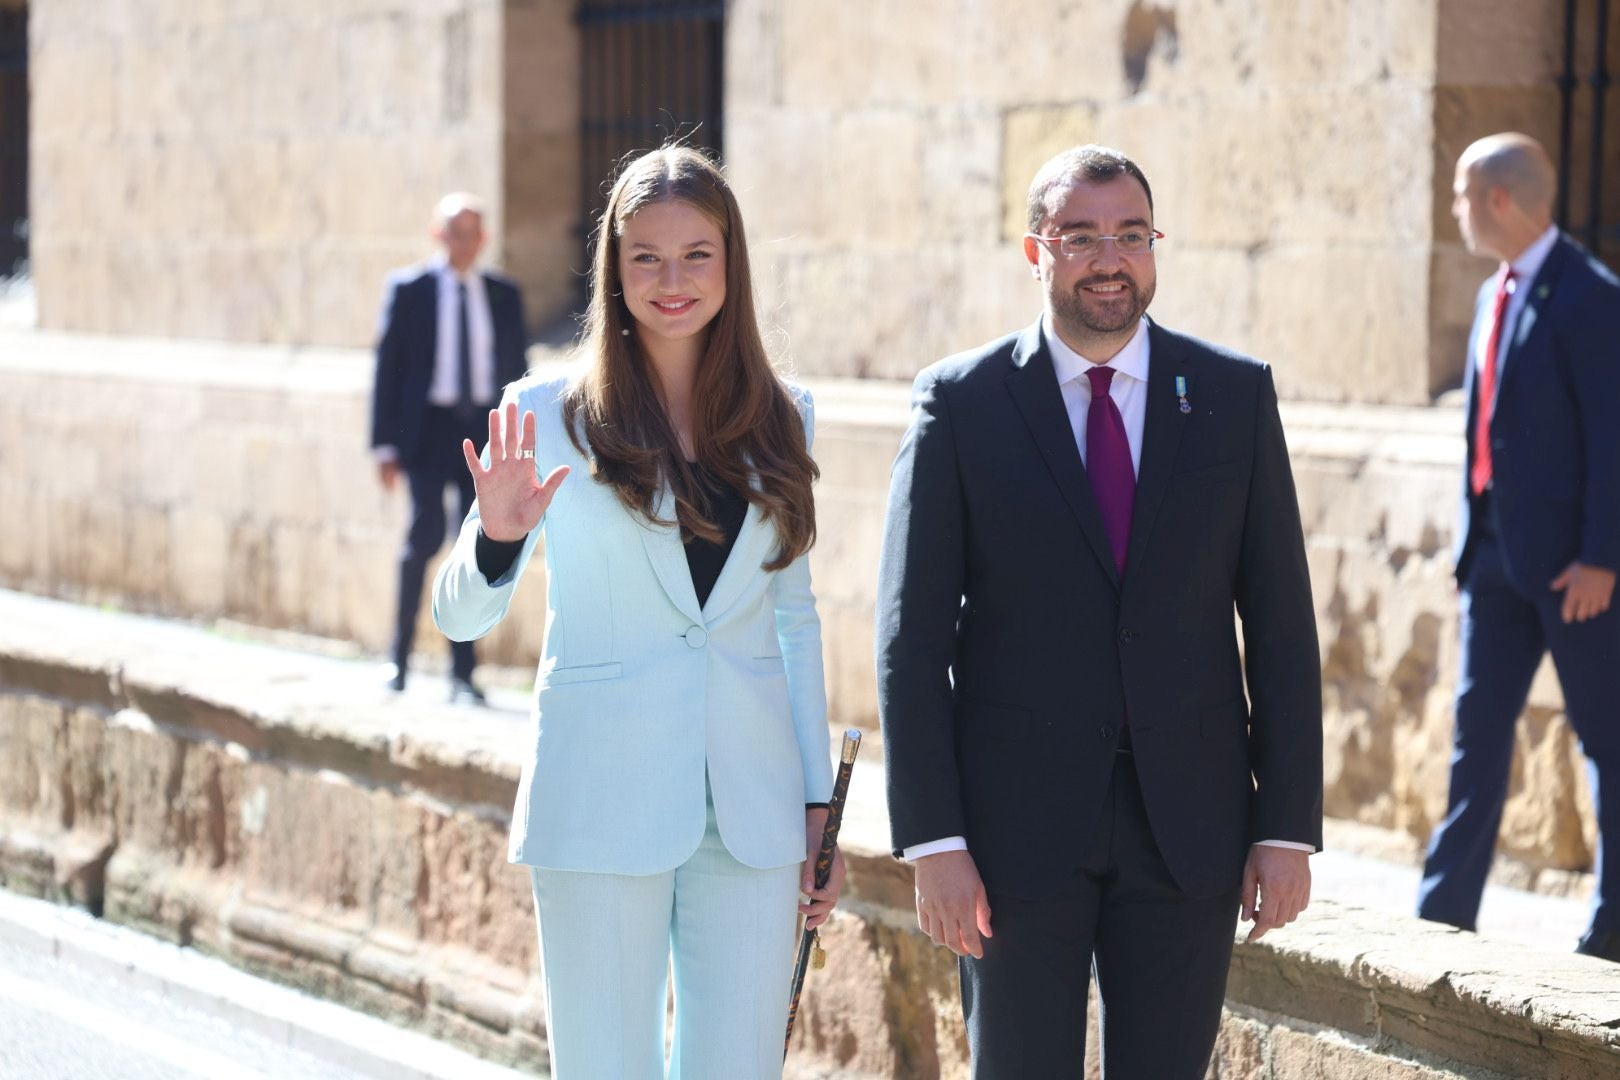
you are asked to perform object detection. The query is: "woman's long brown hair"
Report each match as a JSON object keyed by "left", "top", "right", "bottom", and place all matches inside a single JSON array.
[{"left": 563, "top": 146, "right": 817, "bottom": 571}]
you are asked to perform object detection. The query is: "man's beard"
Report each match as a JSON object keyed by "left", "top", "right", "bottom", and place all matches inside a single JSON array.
[{"left": 1051, "top": 273, "right": 1155, "bottom": 336}]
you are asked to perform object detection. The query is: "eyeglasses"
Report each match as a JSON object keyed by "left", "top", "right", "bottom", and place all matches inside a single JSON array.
[{"left": 1027, "top": 229, "right": 1165, "bottom": 258}]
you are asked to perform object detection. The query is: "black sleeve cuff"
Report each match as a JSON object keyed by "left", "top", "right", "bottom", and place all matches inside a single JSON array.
[
  {"left": 475, "top": 528, "right": 526, "bottom": 583},
  {"left": 804, "top": 802, "right": 830, "bottom": 811}
]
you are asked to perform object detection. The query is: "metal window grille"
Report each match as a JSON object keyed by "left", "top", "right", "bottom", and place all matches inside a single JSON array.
[
  {"left": 1558, "top": 0, "right": 1617, "bottom": 267},
  {"left": 0, "top": 8, "right": 26, "bottom": 280},
  {"left": 576, "top": 0, "right": 725, "bottom": 294}
]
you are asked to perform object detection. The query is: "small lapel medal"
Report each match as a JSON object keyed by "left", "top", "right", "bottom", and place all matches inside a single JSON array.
[{"left": 1175, "top": 375, "right": 1191, "bottom": 414}]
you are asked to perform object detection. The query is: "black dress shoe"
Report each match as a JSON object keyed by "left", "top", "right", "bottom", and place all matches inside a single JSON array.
[
  {"left": 1576, "top": 929, "right": 1620, "bottom": 962},
  {"left": 383, "top": 664, "right": 406, "bottom": 693},
  {"left": 449, "top": 677, "right": 487, "bottom": 706}
]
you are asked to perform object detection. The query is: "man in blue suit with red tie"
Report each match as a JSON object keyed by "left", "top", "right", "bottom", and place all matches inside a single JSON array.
[
  {"left": 1418, "top": 134, "right": 1620, "bottom": 962},
  {"left": 371, "top": 193, "right": 529, "bottom": 703}
]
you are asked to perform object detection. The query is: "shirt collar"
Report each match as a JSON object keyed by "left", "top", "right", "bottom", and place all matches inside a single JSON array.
[
  {"left": 433, "top": 255, "right": 477, "bottom": 286},
  {"left": 1043, "top": 313, "right": 1151, "bottom": 387},
  {"left": 1506, "top": 224, "right": 1558, "bottom": 286}
]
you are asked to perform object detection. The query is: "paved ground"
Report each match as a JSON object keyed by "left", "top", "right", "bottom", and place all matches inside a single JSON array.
[{"left": 0, "top": 890, "right": 541, "bottom": 1080}]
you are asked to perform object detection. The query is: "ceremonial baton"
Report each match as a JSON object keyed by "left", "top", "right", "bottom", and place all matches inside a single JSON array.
[{"left": 784, "top": 728, "right": 862, "bottom": 1059}]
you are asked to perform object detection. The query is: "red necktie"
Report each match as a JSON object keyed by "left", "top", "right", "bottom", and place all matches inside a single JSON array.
[
  {"left": 1085, "top": 366, "right": 1136, "bottom": 573},
  {"left": 1470, "top": 268, "right": 1517, "bottom": 497}
]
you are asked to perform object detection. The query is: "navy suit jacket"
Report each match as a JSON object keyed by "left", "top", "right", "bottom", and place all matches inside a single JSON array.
[
  {"left": 1455, "top": 235, "right": 1620, "bottom": 588},
  {"left": 370, "top": 264, "right": 529, "bottom": 466},
  {"left": 877, "top": 319, "right": 1323, "bottom": 900}
]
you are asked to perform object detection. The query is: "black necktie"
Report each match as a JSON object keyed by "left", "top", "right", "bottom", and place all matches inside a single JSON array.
[{"left": 456, "top": 280, "right": 474, "bottom": 417}]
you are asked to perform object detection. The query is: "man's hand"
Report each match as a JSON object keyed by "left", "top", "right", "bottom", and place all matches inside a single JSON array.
[
  {"left": 1240, "top": 845, "right": 1310, "bottom": 943},
  {"left": 913, "top": 849, "right": 992, "bottom": 958},
  {"left": 377, "top": 459, "right": 401, "bottom": 493},
  {"left": 1550, "top": 561, "right": 1616, "bottom": 624}
]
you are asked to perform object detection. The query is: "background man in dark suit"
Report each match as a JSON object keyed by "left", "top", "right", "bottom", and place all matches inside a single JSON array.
[
  {"left": 877, "top": 145, "right": 1323, "bottom": 1077},
  {"left": 372, "top": 193, "right": 529, "bottom": 703},
  {"left": 1417, "top": 133, "right": 1620, "bottom": 963}
]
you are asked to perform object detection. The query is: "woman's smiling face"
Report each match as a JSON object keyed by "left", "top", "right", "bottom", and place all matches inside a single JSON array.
[{"left": 617, "top": 199, "right": 728, "bottom": 349}]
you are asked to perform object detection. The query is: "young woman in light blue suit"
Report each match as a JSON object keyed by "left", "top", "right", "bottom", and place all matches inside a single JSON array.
[{"left": 432, "top": 147, "right": 845, "bottom": 1078}]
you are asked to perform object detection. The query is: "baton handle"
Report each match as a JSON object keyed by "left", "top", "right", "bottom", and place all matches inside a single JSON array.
[{"left": 784, "top": 729, "right": 862, "bottom": 1058}]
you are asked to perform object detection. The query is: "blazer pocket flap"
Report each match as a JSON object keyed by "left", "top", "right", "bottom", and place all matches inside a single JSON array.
[
  {"left": 750, "top": 655, "right": 787, "bottom": 674},
  {"left": 543, "top": 661, "right": 624, "bottom": 686},
  {"left": 958, "top": 699, "right": 1038, "bottom": 740}
]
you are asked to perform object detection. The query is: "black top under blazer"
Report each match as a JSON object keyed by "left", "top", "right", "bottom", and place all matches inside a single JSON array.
[{"left": 877, "top": 318, "right": 1324, "bottom": 900}]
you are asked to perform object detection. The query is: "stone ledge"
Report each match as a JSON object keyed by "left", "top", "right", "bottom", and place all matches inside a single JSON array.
[{"left": 2, "top": 590, "right": 1616, "bottom": 1078}]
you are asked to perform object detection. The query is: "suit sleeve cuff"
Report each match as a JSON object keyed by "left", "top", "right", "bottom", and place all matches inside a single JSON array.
[
  {"left": 1254, "top": 839, "right": 1316, "bottom": 853},
  {"left": 902, "top": 836, "right": 968, "bottom": 862},
  {"left": 373, "top": 445, "right": 399, "bottom": 464}
]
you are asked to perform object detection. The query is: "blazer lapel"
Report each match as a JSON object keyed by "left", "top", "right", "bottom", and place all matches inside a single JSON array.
[
  {"left": 1497, "top": 236, "right": 1571, "bottom": 401},
  {"left": 1004, "top": 320, "right": 1121, "bottom": 590},
  {"left": 1122, "top": 322, "right": 1189, "bottom": 579},
  {"left": 635, "top": 482, "right": 705, "bottom": 625}
]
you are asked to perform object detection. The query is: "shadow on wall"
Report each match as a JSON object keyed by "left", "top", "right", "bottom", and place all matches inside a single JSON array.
[{"left": 1122, "top": 0, "right": 1179, "bottom": 95}]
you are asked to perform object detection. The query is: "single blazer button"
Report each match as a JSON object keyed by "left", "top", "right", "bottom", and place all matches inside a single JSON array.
[
  {"left": 1118, "top": 628, "right": 1134, "bottom": 643},
  {"left": 683, "top": 626, "right": 708, "bottom": 649},
  {"left": 1100, "top": 724, "right": 1116, "bottom": 740}
]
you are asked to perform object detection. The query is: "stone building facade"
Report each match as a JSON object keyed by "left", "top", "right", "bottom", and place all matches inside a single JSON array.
[
  {"left": 25, "top": 0, "right": 580, "bottom": 344},
  {"left": 19, "top": 1, "right": 1618, "bottom": 401},
  {"left": 3, "top": 0, "right": 1617, "bottom": 933}
]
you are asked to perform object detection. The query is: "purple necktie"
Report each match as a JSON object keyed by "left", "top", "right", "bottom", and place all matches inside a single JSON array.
[{"left": 1085, "top": 366, "right": 1136, "bottom": 574}]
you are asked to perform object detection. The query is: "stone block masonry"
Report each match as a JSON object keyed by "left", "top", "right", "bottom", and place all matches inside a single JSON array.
[
  {"left": 2, "top": 591, "right": 1616, "bottom": 1078},
  {"left": 25, "top": 0, "right": 583, "bottom": 345}
]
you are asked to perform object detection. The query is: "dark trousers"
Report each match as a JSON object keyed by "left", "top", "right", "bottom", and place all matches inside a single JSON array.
[
  {"left": 393, "top": 405, "right": 486, "bottom": 681},
  {"left": 1419, "top": 527, "right": 1620, "bottom": 937},
  {"left": 961, "top": 751, "right": 1241, "bottom": 1079}
]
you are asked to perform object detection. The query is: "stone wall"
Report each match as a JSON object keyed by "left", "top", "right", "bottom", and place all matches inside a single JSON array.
[
  {"left": 2, "top": 592, "right": 1616, "bottom": 1078},
  {"left": 725, "top": 0, "right": 1447, "bottom": 403},
  {"left": 0, "top": 331, "right": 549, "bottom": 670},
  {"left": 26, "top": 0, "right": 580, "bottom": 346},
  {"left": 1289, "top": 403, "right": 1598, "bottom": 894},
  {"left": 25, "top": 1, "right": 1600, "bottom": 380},
  {"left": 501, "top": 0, "right": 581, "bottom": 333}
]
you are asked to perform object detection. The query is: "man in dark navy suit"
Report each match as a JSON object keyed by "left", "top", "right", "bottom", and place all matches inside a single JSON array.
[
  {"left": 877, "top": 145, "right": 1323, "bottom": 1077},
  {"left": 372, "top": 193, "right": 529, "bottom": 703},
  {"left": 1417, "top": 134, "right": 1620, "bottom": 962}
]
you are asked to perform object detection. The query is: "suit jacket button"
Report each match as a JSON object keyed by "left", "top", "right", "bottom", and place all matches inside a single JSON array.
[
  {"left": 683, "top": 626, "right": 708, "bottom": 648},
  {"left": 1118, "top": 628, "right": 1133, "bottom": 643},
  {"left": 1100, "top": 724, "right": 1116, "bottom": 740}
]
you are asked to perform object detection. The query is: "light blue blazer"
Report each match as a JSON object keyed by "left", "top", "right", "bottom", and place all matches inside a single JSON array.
[{"left": 433, "top": 374, "right": 834, "bottom": 875}]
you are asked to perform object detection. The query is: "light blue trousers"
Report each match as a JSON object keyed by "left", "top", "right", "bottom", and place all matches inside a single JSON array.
[{"left": 528, "top": 794, "right": 802, "bottom": 1079}]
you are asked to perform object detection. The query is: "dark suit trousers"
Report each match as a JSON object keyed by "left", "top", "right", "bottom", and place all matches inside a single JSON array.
[
  {"left": 961, "top": 751, "right": 1241, "bottom": 1079},
  {"left": 1419, "top": 523, "right": 1620, "bottom": 937},
  {"left": 393, "top": 405, "right": 486, "bottom": 681}
]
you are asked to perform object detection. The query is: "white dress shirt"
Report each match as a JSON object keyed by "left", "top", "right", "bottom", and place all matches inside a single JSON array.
[
  {"left": 429, "top": 257, "right": 498, "bottom": 408},
  {"left": 374, "top": 259, "right": 499, "bottom": 465},
  {"left": 901, "top": 315, "right": 1314, "bottom": 862},
  {"left": 1472, "top": 225, "right": 1558, "bottom": 379}
]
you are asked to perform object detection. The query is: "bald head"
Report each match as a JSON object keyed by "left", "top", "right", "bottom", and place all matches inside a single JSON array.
[
  {"left": 1460, "top": 134, "right": 1556, "bottom": 217},
  {"left": 1453, "top": 133, "right": 1557, "bottom": 262},
  {"left": 432, "top": 191, "right": 487, "bottom": 272}
]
